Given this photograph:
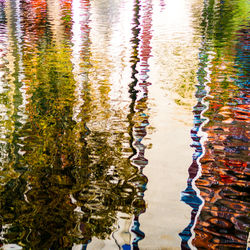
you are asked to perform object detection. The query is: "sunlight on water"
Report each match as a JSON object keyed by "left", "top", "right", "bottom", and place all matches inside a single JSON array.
[{"left": 0, "top": 0, "right": 249, "bottom": 249}]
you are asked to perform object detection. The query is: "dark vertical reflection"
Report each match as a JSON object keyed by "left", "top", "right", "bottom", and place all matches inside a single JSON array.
[
  {"left": 181, "top": 0, "right": 250, "bottom": 249},
  {"left": 127, "top": 1, "right": 143, "bottom": 248},
  {"left": 128, "top": 0, "right": 152, "bottom": 249}
]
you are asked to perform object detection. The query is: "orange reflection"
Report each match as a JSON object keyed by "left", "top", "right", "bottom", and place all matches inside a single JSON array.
[{"left": 192, "top": 27, "right": 249, "bottom": 249}]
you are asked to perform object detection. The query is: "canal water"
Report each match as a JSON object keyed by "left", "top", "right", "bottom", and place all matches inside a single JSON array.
[{"left": 0, "top": 0, "right": 249, "bottom": 249}]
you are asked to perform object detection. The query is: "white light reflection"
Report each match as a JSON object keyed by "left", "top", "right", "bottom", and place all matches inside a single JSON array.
[
  {"left": 0, "top": 0, "right": 15, "bottom": 167},
  {"left": 112, "top": 212, "right": 133, "bottom": 248},
  {"left": 71, "top": 0, "right": 90, "bottom": 122},
  {"left": 15, "top": 0, "right": 27, "bottom": 125},
  {"left": 90, "top": 0, "right": 133, "bottom": 117},
  {"left": 107, "top": 0, "right": 134, "bottom": 109},
  {"left": 47, "top": 0, "right": 64, "bottom": 44}
]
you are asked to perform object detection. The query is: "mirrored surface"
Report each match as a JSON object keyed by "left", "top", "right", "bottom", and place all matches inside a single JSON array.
[{"left": 0, "top": 0, "right": 249, "bottom": 249}]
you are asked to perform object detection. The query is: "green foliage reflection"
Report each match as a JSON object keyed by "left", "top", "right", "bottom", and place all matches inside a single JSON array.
[{"left": 0, "top": 3, "right": 145, "bottom": 249}]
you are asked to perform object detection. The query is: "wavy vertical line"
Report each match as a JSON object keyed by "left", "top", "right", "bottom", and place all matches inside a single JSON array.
[
  {"left": 127, "top": 0, "right": 153, "bottom": 249},
  {"left": 179, "top": 0, "right": 213, "bottom": 248}
]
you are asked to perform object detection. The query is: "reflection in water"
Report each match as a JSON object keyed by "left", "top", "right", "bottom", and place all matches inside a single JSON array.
[
  {"left": 0, "top": 0, "right": 249, "bottom": 249},
  {"left": 128, "top": 0, "right": 152, "bottom": 248},
  {"left": 179, "top": 0, "right": 211, "bottom": 247},
  {"left": 181, "top": 0, "right": 250, "bottom": 249},
  {"left": 179, "top": 36, "right": 207, "bottom": 250},
  {"left": 0, "top": 0, "right": 147, "bottom": 248}
]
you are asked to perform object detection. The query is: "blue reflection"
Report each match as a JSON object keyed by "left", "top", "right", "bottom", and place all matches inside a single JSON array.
[{"left": 179, "top": 37, "right": 210, "bottom": 250}]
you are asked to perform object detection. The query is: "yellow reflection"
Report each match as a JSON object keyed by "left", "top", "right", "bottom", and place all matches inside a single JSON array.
[
  {"left": 150, "top": 0, "right": 202, "bottom": 115},
  {"left": 87, "top": 0, "right": 134, "bottom": 134}
]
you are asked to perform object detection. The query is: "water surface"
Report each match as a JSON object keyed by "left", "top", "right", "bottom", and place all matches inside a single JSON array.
[{"left": 0, "top": 0, "right": 249, "bottom": 249}]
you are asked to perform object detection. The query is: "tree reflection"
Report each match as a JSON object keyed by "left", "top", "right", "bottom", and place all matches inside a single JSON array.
[{"left": 0, "top": 0, "right": 146, "bottom": 248}]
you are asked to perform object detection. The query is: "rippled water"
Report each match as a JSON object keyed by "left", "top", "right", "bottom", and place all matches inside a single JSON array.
[{"left": 0, "top": 0, "right": 249, "bottom": 249}]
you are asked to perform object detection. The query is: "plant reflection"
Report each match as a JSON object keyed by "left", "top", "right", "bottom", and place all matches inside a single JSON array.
[{"left": 0, "top": 0, "right": 148, "bottom": 248}]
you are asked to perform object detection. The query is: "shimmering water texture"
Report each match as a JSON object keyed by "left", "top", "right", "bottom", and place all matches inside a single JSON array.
[{"left": 0, "top": 0, "right": 249, "bottom": 249}]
